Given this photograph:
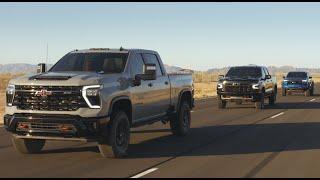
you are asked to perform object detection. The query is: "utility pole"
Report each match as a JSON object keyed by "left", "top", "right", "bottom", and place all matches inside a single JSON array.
[{"left": 46, "top": 43, "right": 48, "bottom": 64}]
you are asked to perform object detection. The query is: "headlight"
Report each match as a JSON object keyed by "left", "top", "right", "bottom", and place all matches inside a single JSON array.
[
  {"left": 217, "top": 83, "right": 223, "bottom": 89},
  {"left": 86, "top": 88, "right": 100, "bottom": 96},
  {"left": 82, "top": 85, "right": 102, "bottom": 109},
  {"left": 302, "top": 79, "right": 308, "bottom": 83},
  {"left": 283, "top": 80, "right": 288, "bottom": 82},
  {"left": 6, "top": 84, "right": 15, "bottom": 94},
  {"left": 252, "top": 84, "right": 260, "bottom": 90},
  {"left": 6, "top": 84, "right": 15, "bottom": 106}
]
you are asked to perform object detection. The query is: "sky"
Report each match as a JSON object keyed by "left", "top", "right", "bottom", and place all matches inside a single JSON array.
[{"left": 1, "top": 2, "right": 320, "bottom": 71}]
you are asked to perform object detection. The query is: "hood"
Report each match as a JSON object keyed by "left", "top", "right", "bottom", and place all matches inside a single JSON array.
[{"left": 9, "top": 71, "right": 115, "bottom": 86}]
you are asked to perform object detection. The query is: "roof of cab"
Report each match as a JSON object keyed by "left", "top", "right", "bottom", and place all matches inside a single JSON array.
[
  {"left": 287, "top": 71, "right": 309, "bottom": 74},
  {"left": 231, "top": 65, "right": 266, "bottom": 69},
  {"left": 69, "top": 48, "right": 157, "bottom": 54}
]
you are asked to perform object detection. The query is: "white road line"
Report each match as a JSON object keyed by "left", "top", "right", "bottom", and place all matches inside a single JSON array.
[
  {"left": 310, "top": 98, "right": 316, "bottom": 102},
  {"left": 131, "top": 168, "right": 158, "bottom": 178},
  {"left": 270, "top": 112, "right": 285, "bottom": 119}
]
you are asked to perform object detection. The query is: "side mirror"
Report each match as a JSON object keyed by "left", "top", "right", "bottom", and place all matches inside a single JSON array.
[
  {"left": 133, "top": 74, "right": 142, "bottom": 86},
  {"left": 218, "top": 75, "right": 224, "bottom": 80},
  {"left": 37, "top": 63, "right": 46, "bottom": 73},
  {"left": 309, "top": 76, "right": 313, "bottom": 79},
  {"left": 133, "top": 64, "right": 157, "bottom": 86},
  {"left": 265, "top": 75, "right": 272, "bottom": 79},
  {"left": 283, "top": 76, "right": 286, "bottom": 79}
]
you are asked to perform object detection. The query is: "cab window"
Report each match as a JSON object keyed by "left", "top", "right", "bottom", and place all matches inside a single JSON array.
[{"left": 142, "top": 53, "right": 163, "bottom": 77}]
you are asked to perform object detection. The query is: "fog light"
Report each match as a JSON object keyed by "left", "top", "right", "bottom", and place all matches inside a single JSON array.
[
  {"left": 18, "top": 123, "right": 30, "bottom": 129},
  {"left": 59, "top": 124, "right": 75, "bottom": 133}
]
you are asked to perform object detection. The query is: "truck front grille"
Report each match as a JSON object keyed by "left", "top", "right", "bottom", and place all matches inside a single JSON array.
[
  {"left": 13, "top": 85, "right": 88, "bottom": 111},
  {"left": 224, "top": 84, "right": 252, "bottom": 94},
  {"left": 288, "top": 81, "right": 302, "bottom": 85}
]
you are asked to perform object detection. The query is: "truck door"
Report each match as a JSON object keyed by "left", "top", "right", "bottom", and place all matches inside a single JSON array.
[
  {"left": 141, "top": 53, "right": 171, "bottom": 116},
  {"left": 130, "top": 53, "right": 170, "bottom": 122},
  {"left": 263, "top": 68, "right": 273, "bottom": 94},
  {"left": 130, "top": 53, "right": 153, "bottom": 121}
]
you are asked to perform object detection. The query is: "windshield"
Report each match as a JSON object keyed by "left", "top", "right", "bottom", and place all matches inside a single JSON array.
[
  {"left": 50, "top": 52, "right": 128, "bottom": 73},
  {"left": 226, "top": 67, "right": 262, "bottom": 79},
  {"left": 286, "top": 72, "right": 307, "bottom": 79}
]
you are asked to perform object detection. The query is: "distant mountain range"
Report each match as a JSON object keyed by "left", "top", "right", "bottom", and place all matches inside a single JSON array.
[
  {"left": 0, "top": 63, "right": 38, "bottom": 74},
  {"left": 1, "top": 63, "right": 320, "bottom": 74}
]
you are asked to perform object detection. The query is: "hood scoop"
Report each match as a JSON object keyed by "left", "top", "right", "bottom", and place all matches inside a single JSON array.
[{"left": 29, "top": 72, "right": 75, "bottom": 80}]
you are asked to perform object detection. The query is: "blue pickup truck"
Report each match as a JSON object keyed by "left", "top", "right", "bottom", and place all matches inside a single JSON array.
[{"left": 282, "top": 71, "right": 314, "bottom": 97}]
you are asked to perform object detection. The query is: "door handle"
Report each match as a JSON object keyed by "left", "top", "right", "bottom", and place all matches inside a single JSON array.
[
  {"left": 148, "top": 83, "right": 153, "bottom": 87},
  {"left": 165, "top": 81, "right": 169, "bottom": 85}
]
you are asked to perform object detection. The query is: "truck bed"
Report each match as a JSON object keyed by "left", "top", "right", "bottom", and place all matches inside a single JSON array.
[{"left": 168, "top": 73, "right": 193, "bottom": 108}]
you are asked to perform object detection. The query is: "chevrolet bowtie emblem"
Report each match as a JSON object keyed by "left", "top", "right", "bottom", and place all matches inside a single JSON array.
[{"left": 35, "top": 89, "right": 52, "bottom": 97}]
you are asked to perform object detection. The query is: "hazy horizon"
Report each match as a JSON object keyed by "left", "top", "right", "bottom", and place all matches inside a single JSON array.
[
  {"left": 2, "top": 62, "right": 320, "bottom": 73},
  {"left": 1, "top": 2, "right": 320, "bottom": 71}
]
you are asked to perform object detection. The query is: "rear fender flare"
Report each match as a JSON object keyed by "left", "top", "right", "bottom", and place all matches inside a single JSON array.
[{"left": 176, "top": 89, "right": 193, "bottom": 112}]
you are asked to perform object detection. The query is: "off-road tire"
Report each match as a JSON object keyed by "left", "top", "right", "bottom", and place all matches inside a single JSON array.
[
  {"left": 98, "top": 111, "right": 130, "bottom": 158},
  {"left": 305, "top": 89, "right": 311, "bottom": 97},
  {"left": 170, "top": 101, "right": 191, "bottom": 136},
  {"left": 310, "top": 86, "right": 314, "bottom": 96},
  {"left": 255, "top": 92, "right": 265, "bottom": 109},
  {"left": 282, "top": 89, "right": 287, "bottom": 96},
  {"left": 269, "top": 88, "right": 277, "bottom": 106},
  {"left": 218, "top": 96, "right": 227, "bottom": 109}
]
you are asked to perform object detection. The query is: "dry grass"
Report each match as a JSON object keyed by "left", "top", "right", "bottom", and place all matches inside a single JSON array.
[
  {"left": 194, "top": 82, "right": 217, "bottom": 99},
  {"left": 0, "top": 92, "right": 4, "bottom": 124}
]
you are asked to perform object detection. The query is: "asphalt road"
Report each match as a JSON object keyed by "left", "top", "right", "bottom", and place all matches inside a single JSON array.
[{"left": 0, "top": 93, "right": 320, "bottom": 178}]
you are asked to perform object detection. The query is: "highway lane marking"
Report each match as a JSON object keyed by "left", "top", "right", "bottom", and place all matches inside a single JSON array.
[
  {"left": 310, "top": 98, "right": 316, "bottom": 102},
  {"left": 270, "top": 112, "right": 285, "bottom": 119},
  {"left": 130, "top": 168, "right": 158, "bottom": 178}
]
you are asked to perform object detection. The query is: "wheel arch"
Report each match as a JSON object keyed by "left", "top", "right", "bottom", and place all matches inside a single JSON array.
[
  {"left": 177, "top": 89, "right": 193, "bottom": 110},
  {"left": 109, "top": 96, "right": 132, "bottom": 125}
]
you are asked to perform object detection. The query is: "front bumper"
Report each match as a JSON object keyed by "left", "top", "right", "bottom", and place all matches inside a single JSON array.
[
  {"left": 217, "top": 91, "right": 261, "bottom": 102},
  {"left": 4, "top": 113, "right": 110, "bottom": 141},
  {"left": 283, "top": 84, "right": 309, "bottom": 91}
]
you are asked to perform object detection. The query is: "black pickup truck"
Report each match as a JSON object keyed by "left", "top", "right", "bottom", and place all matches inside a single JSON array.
[{"left": 217, "top": 66, "right": 277, "bottom": 109}]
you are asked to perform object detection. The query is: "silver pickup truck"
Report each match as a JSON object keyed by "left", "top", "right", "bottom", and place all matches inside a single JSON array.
[{"left": 4, "top": 48, "right": 194, "bottom": 158}]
